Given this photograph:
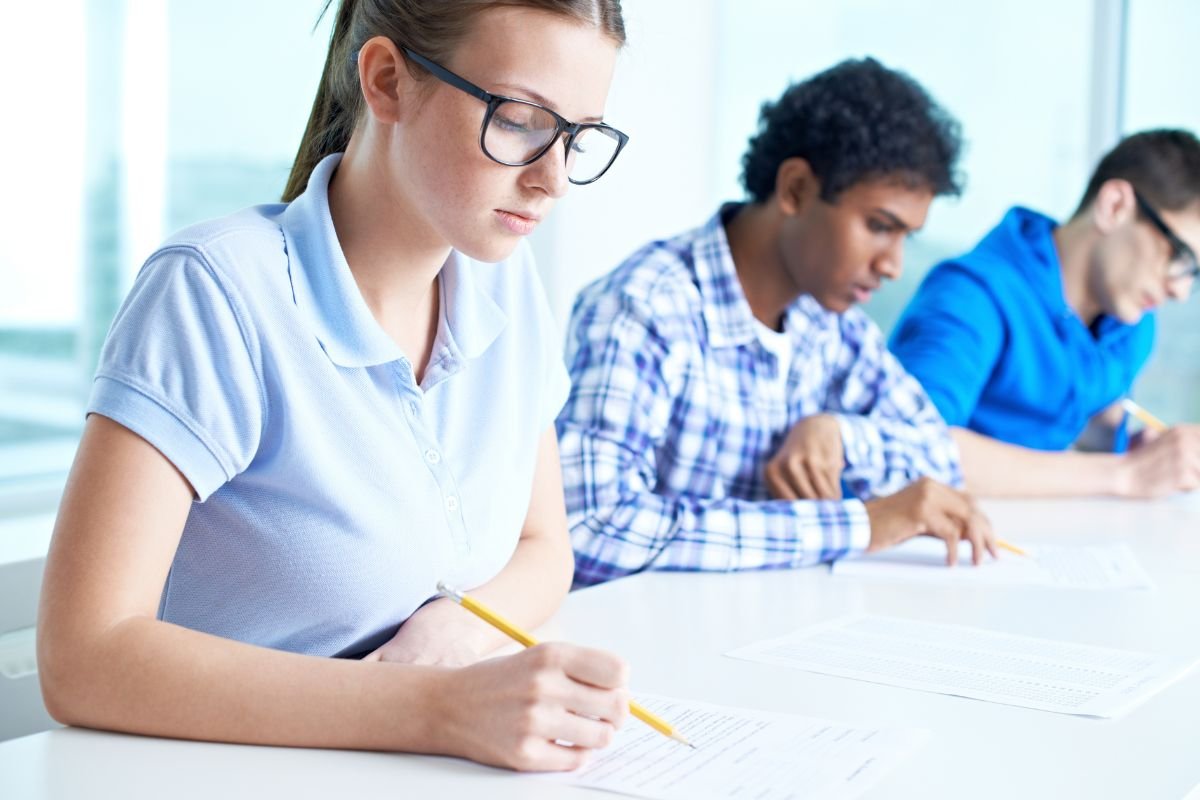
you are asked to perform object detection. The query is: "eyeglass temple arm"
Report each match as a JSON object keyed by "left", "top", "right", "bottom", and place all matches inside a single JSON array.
[{"left": 401, "top": 47, "right": 491, "bottom": 103}]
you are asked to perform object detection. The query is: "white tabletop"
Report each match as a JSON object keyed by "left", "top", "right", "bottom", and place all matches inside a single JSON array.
[{"left": 3, "top": 497, "right": 1199, "bottom": 799}]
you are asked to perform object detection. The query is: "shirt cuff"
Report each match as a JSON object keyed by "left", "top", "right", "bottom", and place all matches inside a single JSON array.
[
  {"left": 835, "top": 413, "right": 883, "bottom": 467},
  {"left": 834, "top": 412, "right": 885, "bottom": 487},
  {"left": 787, "top": 497, "right": 872, "bottom": 563},
  {"left": 842, "top": 498, "right": 873, "bottom": 556}
]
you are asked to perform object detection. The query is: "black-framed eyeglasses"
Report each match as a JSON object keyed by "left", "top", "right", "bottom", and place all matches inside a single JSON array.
[
  {"left": 401, "top": 48, "right": 628, "bottom": 185},
  {"left": 1134, "top": 191, "right": 1199, "bottom": 282}
]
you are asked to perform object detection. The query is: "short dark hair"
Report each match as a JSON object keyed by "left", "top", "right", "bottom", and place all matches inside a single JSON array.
[
  {"left": 740, "top": 57, "right": 964, "bottom": 204},
  {"left": 1074, "top": 129, "right": 1200, "bottom": 216}
]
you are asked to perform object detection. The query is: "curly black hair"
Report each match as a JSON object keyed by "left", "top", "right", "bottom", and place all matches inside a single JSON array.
[{"left": 740, "top": 57, "right": 964, "bottom": 204}]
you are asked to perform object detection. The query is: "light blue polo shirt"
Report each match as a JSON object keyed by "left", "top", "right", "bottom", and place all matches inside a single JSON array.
[{"left": 88, "top": 153, "right": 569, "bottom": 657}]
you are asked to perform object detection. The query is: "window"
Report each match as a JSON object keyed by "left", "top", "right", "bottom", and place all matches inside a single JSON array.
[
  {"left": 710, "top": 0, "right": 1095, "bottom": 333},
  {"left": 2, "top": 1, "right": 1195, "bottom": 534},
  {"left": 0, "top": 1, "right": 331, "bottom": 518},
  {"left": 1123, "top": 0, "right": 1200, "bottom": 424},
  {"left": 700, "top": 0, "right": 1195, "bottom": 422}
]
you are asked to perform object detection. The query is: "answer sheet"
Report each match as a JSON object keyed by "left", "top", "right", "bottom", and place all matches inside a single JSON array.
[
  {"left": 831, "top": 538, "right": 1153, "bottom": 590},
  {"left": 544, "top": 695, "right": 927, "bottom": 800},
  {"left": 727, "top": 615, "right": 1196, "bottom": 718}
]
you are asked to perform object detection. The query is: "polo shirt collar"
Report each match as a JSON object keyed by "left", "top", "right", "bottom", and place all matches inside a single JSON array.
[
  {"left": 439, "top": 249, "right": 507, "bottom": 360},
  {"left": 280, "top": 153, "right": 506, "bottom": 368}
]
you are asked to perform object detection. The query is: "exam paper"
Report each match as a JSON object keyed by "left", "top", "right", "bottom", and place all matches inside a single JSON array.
[
  {"left": 726, "top": 615, "right": 1196, "bottom": 718},
  {"left": 831, "top": 538, "right": 1154, "bottom": 590},
  {"left": 544, "top": 695, "right": 927, "bottom": 800}
]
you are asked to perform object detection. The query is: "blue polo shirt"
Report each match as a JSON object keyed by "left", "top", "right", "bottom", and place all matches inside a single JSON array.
[
  {"left": 88, "top": 153, "right": 569, "bottom": 657},
  {"left": 889, "top": 206, "right": 1155, "bottom": 452}
]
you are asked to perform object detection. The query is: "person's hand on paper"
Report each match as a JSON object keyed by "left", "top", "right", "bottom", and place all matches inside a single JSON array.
[
  {"left": 429, "top": 642, "right": 631, "bottom": 771},
  {"left": 863, "top": 477, "right": 997, "bottom": 566},
  {"left": 1117, "top": 424, "right": 1200, "bottom": 498},
  {"left": 764, "top": 413, "right": 845, "bottom": 500}
]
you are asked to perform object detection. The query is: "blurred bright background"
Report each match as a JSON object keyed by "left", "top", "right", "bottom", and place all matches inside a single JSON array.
[{"left": 1, "top": 0, "right": 1197, "bottom": 532}]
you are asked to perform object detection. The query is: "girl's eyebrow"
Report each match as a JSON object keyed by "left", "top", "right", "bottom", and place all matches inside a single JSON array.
[{"left": 493, "top": 82, "right": 604, "bottom": 124}]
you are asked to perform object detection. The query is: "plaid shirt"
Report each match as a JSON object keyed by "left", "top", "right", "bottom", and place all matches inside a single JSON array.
[{"left": 558, "top": 205, "right": 961, "bottom": 586}]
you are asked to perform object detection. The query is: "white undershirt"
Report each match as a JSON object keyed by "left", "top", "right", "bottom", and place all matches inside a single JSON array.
[{"left": 754, "top": 318, "right": 794, "bottom": 389}]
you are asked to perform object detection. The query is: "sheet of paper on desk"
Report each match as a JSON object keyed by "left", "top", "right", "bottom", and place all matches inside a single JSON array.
[
  {"left": 541, "top": 694, "right": 927, "bottom": 800},
  {"left": 831, "top": 538, "right": 1154, "bottom": 590},
  {"left": 726, "top": 615, "right": 1197, "bottom": 718}
]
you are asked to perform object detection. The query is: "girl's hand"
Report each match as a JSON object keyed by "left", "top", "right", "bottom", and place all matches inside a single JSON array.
[
  {"left": 428, "top": 643, "right": 630, "bottom": 771},
  {"left": 363, "top": 598, "right": 496, "bottom": 668}
]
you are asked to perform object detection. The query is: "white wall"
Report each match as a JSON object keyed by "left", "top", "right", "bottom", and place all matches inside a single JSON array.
[{"left": 530, "top": 0, "right": 723, "bottom": 324}]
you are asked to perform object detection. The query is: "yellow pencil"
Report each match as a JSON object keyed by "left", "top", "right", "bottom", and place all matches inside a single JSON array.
[
  {"left": 996, "top": 539, "right": 1030, "bottom": 558},
  {"left": 1121, "top": 398, "right": 1168, "bottom": 432},
  {"left": 436, "top": 581, "right": 695, "bottom": 749}
]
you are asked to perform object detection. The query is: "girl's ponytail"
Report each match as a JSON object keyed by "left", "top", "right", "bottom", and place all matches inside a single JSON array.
[{"left": 282, "top": 0, "right": 361, "bottom": 201}]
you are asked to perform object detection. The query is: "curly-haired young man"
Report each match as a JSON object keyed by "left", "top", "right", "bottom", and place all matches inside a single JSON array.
[
  {"left": 891, "top": 130, "right": 1200, "bottom": 499},
  {"left": 557, "top": 58, "right": 996, "bottom": 586}
]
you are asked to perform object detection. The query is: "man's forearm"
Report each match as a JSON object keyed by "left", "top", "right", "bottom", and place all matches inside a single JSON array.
[{"left": 953, "top": 427, "right": 1122, "bottom": 497}]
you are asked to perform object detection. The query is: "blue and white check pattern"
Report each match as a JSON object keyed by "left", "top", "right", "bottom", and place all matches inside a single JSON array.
[{"left": 558, "top": 205, "right": 961, "bottom": 586}]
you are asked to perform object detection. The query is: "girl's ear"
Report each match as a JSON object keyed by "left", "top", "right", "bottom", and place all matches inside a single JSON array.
[{"left": 357, "top": 35, "right": 412, "bottom": 125}]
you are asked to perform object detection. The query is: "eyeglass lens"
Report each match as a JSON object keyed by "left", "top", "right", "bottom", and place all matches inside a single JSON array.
[{"left": 484, "top": 100, "right": 621, "bottom": 183}]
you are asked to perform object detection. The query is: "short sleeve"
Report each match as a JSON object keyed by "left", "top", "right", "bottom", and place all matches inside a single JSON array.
[{"left": 88, "top": 246, "right": 266, "bottom": 501}]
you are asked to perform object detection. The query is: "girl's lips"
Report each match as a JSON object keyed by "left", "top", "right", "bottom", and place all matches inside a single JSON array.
[{"left": 495, "top": 209, "right": 539, "bottom": 236}]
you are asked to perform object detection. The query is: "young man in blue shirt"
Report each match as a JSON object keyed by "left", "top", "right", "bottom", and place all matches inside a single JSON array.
[
  {"left": 891, "top": 130, "right": 1200, "bottom": 498},
  {"left": 557, "top": 59, "right": 996, "bottom": 587}
]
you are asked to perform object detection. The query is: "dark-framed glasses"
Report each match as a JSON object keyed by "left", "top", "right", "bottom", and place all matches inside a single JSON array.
[
  {"left": 402, "top": 48, "right": 628, "bottom": 185},
  {"left": 1134, "top": 191, "right": 1199, "bottom": 281}
]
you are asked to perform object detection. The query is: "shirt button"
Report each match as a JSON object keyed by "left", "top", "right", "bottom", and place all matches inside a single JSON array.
[
  {"left": 445, "top": 495, "right": 459, "bottom": 513},
  {"left": 425, "top": 449, "right": 441, "bottom": 464},
  {"left": 409, "top": 401, "right": 418, "bottom": 415}
]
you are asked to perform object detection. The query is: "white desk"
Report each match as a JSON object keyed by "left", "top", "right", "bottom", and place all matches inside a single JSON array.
[{"left": 3, "top": 498, "right": 1199, "bottom": 799}]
